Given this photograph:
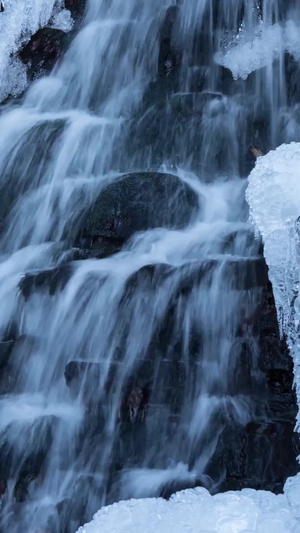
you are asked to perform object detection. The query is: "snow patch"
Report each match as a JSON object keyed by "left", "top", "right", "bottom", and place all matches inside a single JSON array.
[
  {"left": 215, "top": 20, "right": 300, "bottom": 79},
  {"left": 77, "top": 477, "right": 300, "bottom": 533}
]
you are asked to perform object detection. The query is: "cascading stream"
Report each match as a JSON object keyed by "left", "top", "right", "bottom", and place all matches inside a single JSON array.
[{"left": 0, "top": 1, "right": 300, "bottom": 532}]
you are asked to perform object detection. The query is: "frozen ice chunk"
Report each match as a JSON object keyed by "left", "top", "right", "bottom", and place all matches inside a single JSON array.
[
  {"left": 246, "top": 142, "right": 300, "bottom": 427},
  {"left": 51, "top": 8, "right": 74, "bottom": 32},
  {"left": 76, "top": 484, "right": 300, "bottom": 533},
  {"left": 215, "top": 21, "right": 300, "bottom": 79}
]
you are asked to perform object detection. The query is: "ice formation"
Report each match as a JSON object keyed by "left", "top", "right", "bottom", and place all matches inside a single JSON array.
[
  {"left": 215, "top": 21, "right": 300, "bottom": 79},
  {"left": 0, "top": 0, "right": 73, "bottom": 102},
  {"left": 247, "top": 142, "right": 300, "bottom": 426},
  {"left": 50, "top": 8, "right": 74, "bottom": 32},
  {"left": 77, "top": 477, "right": 300, "bottom": 533}
]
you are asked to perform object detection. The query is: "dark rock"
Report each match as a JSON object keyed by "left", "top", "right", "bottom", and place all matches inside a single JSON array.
[
  {"left": 170, "top": 91, "right": 223, "bottom": 116},
  {"left": 285, "top": 53, "right": 300, "bottom": 105},
  {"left": 187, "top": 66, "right": 209, "bottom": 92},
  {"left": 19, "top": 264, "right": 73, "bottom": 299},
  {"left": 0, "top": 415, "right": 58, "bottom": 488},
  {"left": 187, "top": 32, "right": 214, "bottom": 68},
  {"left": 225, "top": 421, "right": 300, "bottom": 493},
  {"left": 122, "top": 259, "right": 268, "bottom": 304},
  {"left": 177, "top": 258, "right": 269, "bottom": 291},
  {"left": 0, "top": 341, "right": 14, "bottom": 372},
  {"left": 55, "top": 474, "right": 103, "bottom": 528},
  {"left": 222, "top": 229, "right": 263, "bottom": 257},
  {"left": 19, "top": 28, "right": 68, "bottom": 81},
  {"left": 228, "top": 339, "right": 264, "bottom": 396},
  {"left": 2, "top": 320, "right": 19, "bottom": 342},
  {"left": 67, "top": 242, "right": 122, "bottom": 261},
  {"left": 76, "top": 172, "right": 199, "bottom": 245},
  {"left": 120, "top": 384, "right": 151, "bottom": 423},
  {"left": 205, "top": 274, "right": 299, "bottom": 493},
  {"left": 65, "top": 0, "right": 86, "bottom": 21},
  {"left": 121, "top": 263, "right": 172, "bottom": 301},
  {"left": 0, "top": 335, "right": 37, "bottom": 395},
  {"left": 158, "top": 6, "right": 181, "bottom": 82},
  {"left": 65, "top": 360, "right": 101, "bottom": 399},
  {"left": 0, "top": 119, "right": 65, "bottom": 231},
  {"left": 206, "top": 420, "right": 298, "bottom": 494}
]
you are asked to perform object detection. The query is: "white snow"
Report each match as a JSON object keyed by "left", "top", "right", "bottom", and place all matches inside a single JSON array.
[
  {"left": 0, "top": 0, "right": 73, "bottom": 102},
  {"left": 246, "top": 142, "right": 300, "bottom": 428},
  {"left": 76, "top": 477, "right": 300, "bottom": 533},
  {"left": 215, "top": 20, "right": 300, "bottom": 79}
]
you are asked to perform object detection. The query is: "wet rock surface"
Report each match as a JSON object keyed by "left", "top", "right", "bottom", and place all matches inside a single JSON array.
[
  {"left": 19, "top": 28, "right": 68, "bottom": 81},
  {"left": 207, "top": 282, "right": 300, "bottom": 493},
  {"left": 45, "top": 267, "right": 297, "bottom": 501},
  {"left": 19, "top": 264, "right": 73, "bottom": 299},
  {"left": 76, "top": 172, "right": 199, "bottom": 246}
]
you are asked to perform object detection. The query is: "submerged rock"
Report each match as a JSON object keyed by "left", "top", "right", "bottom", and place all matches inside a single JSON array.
[
  {"left": 0, "top": 341, "right": 14, "bottom": 372},
  {"left": 170, "top": 91, "right": 223, "bottom": 116},
  {"left": 158, "top": 5, "right": 181, "bottom": 82},
  {"left": 65, "top": 360, "right": 102, "bottom": 399},
  {"left": 0, "top": 415, "right": 58, "bottom": 488},
  {"left": 123, "top": 258, "right": 268, "bottom": 298},
  {"left": 19, "top": 264, "right": 73, "bottom": 299},
  {"left": 76, "top": 172, "right": 199, "bottom": 246}
]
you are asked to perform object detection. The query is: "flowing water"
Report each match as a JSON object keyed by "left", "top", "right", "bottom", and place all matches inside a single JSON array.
[{"left": 0, "top": 1, "right": 300, "bottom": 531}]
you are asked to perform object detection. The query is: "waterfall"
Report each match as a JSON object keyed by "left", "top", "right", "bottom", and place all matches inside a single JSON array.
[{"left": 0, "top": 1, "right": 299, "bottom": 531}]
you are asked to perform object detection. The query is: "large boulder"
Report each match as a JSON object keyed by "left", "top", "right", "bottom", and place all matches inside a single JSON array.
[{"left": 76, "top": 172, "right": 199, "bottom": 247}]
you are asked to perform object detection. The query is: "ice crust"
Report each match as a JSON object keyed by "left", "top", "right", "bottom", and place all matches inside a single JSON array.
[
  {"left": 0, "top": 0, "right": 72, "bottom": 102},
  {"left": 77, "top": 476, "right": 300, "bottom": 533},
  {"left": 215, "top": 21, "right": 300, "bottom": 79},
  {"left": 247, "top": 143, "right": 300, "bottom": 429}
]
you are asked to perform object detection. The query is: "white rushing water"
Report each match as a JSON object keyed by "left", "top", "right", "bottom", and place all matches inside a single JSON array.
[{"left": 0, "top": 0, "right": 300, "bottom": 531}]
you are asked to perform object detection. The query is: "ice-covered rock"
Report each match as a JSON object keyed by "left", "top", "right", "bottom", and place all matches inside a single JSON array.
[
  {"left": 246, "top": 142, "right": 300, "bottom": 427},
  {"left": 0, "top": 0, "right": 72, "bottom": 102}
]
